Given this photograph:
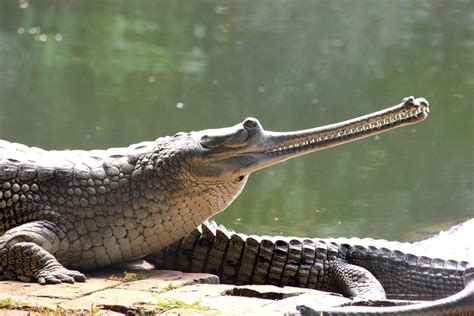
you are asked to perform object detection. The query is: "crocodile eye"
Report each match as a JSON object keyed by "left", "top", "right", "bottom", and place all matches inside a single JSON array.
[
  {"left": 243, "top": 117, "right": 260, "bottom": 130},
  {"left": 173, "top": 132, "right": 186, "bottom": 138}
]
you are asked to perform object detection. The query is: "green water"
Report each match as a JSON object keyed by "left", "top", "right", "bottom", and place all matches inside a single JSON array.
[{"left": 0, "top": 0, "right": 473, "bottom": 241}]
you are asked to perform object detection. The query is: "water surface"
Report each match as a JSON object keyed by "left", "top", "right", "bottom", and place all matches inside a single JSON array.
[{"left": 0, "top": 0, "right": 473, "bottom": 241}]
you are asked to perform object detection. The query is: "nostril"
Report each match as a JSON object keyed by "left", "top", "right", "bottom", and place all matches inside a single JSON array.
[
  {"left": 243, "top": 117, "right": 260, "bottom": 130},
  {"left": 402, "top": 96, "right": 415, "bottom": 106}
]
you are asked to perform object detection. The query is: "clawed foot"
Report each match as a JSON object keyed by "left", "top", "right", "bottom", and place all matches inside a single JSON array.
[
  {"left": 1, "top": 230, "right": 87, "bottom": 285},
  {"left": 35, "top": 265, "right": 86, "bottom": 285}
]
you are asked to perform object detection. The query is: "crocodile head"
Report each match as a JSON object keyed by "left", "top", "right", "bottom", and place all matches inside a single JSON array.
[
  {"left": 134, "top": 96, "right": 429, "bottom": 246},
  {"left": 186, "top": 96, "right": 429, "bottom": 182}
]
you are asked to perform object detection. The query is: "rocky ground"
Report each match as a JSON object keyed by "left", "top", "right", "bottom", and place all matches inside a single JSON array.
[
  {"left": 0, "top": 260, "right": 356, "bottom": 315},
  {"left": 1, "top": 260, "right": 423, "bottom": 315}
]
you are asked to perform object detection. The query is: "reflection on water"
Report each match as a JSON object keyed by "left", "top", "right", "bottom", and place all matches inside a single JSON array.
[{"left": 0, "top": 0, "right": 473, "bottom": 240}]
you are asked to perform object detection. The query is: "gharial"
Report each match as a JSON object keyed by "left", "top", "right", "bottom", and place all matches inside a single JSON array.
[{"left": 0, "top": 96, "right": 472, "bottom": 315}]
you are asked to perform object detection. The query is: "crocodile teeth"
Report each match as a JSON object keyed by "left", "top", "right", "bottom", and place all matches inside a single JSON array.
[{"left": 266, "top": 105, "right": 428, "bottom": 155}]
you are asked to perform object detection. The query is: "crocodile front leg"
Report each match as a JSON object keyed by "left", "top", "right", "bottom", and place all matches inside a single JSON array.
[{"left": 0, "top": 220, "right": 85, "bottom": 284}]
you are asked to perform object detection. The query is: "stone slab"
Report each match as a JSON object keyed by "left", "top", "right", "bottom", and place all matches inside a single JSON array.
[
  {"left": 156, "top": 284, "right": 232, "bottom": 301},
  {"left": 203, "top": 295, "right": 273, "bottom": 315},
  {"left": 58, "top": 288, "right": 155, "bottom": 310},
  {"left": 0, "top": 268, "right": 420, "bottom": 315},
  {"left": 0, "top": 293, "right": 64, "bottom": 310},
  {"left": 28, "top": 279, "right": 121, "bottom": 299},
  {"left": 0, "top": 308, "right": 123, "bottom": 316},
  {"left": 0, "top": 281, "right": 45, "bottom": 296},
  {"left": 260, "top": 291, "right": 351, "bottom": 314},
  {"left": 116, "top": 270, "right": 219, "bottom": 292},
  {"left": 155, "top": 283, "right": 351, "bottom": 315}
]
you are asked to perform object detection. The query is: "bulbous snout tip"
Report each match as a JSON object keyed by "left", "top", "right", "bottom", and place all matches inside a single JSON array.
[{"left": 403, "top": 96, "right": 429, "bottom": 110}]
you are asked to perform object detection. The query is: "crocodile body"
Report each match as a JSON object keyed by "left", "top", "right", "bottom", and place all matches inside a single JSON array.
[
  {"left": 0, "top": 97, "right": 429, "bottom": 281},
  {"left": 0, "top": 137, "right": 247, "bottom": 284},
  {"left": 3, "top": 97, "right": 471, "bottom": 314}
]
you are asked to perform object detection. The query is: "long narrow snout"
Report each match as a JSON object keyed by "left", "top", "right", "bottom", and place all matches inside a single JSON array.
[{"left": 243, "top": 96, "right": 429, "bottom": 174}]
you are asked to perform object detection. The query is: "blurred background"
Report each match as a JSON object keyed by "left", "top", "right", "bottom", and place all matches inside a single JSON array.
[{"left": 0, "top": 0, "right": 472, "bottom": 240}]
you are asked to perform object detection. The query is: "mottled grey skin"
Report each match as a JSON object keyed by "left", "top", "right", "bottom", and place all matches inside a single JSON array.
[
  {"left": 1, "top": 96, "right": 440, "bottom": 313},
  {"left": 0, "top": 137, "right": 245, "bottom": 283},
  {"left": 152, "top": 220, "right": 470, "bottom": 300}
]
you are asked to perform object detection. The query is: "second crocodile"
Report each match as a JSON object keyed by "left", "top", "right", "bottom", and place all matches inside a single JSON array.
[{"left": 151, "top": 219, "right": 473, "bottom": 315}]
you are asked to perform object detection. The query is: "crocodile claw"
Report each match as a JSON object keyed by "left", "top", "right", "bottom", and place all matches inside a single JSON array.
[{"left": 36, "top": 266, "right": 86, "bottom": 285}]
